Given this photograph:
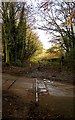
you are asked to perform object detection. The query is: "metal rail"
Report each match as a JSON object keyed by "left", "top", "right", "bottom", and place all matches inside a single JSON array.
[
  {"left": 3, "top": 79, "right": 17, "bottom": 90},
  {"left": 35, "top": 78, "right": 39, "bottom": 102},
  {"left": 35, "top": 78, "right": 49, "bottom": 102},
  {"left": 7, "top": 79, "right": 17, "bottom": 90}
]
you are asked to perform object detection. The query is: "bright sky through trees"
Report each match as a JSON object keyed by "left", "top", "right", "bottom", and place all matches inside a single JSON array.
[
  {"left": 24, "top": 0, "right": 53, "bottom": 49},
  {"left": 34, "top": 29, "right": 52, "bottom": 49},
  {"left": 30, "top": 0, "right": 75, "bottom": 49},
  {"left": 26, "top": 0, "right": 52, "bottom": 49},
  {"left": 1, "top": 0, "right": 75, "bottom": 49}
]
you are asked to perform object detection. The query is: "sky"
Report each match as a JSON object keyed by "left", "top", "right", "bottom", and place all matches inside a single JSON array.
[
  {"left": 29, "top": 0, "right": 52, "bottom": 49},
  {"left": 17, "top": 0, "right": 52, "bottom": 49},
  {"left": 23, "top": 0, "right": 52, "bottom": 49},
  {"left": 34, "top": 29, "right": 52, "bottom": 49}
]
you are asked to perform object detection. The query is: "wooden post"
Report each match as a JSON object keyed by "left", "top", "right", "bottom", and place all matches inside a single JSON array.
[{"left": 35, "top": 78, "right": 38, "bottom": 102}]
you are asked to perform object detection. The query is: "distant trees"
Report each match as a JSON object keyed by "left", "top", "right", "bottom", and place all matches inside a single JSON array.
[
  {"left": 2, "top": 2, "right": 42, "bottom": 66},
  {"left": 26, "top": 28, "right": 42, "bottom": 60},
  {"left": 47, "top": 44, "right": 64, "bottom": 56}
]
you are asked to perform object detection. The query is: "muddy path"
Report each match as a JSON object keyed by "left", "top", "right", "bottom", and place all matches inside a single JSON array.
[{"left": 2, "top": 73, "right": 75, "bottom": 119}]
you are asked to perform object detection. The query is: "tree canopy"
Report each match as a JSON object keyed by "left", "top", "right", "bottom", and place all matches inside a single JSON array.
[
  {"left": 35, "top": 0, "right": 75, "bottom": 56},
  {"left": 1, "top": 2, "right": 42, "bottom": 66},
  {"left": 32, "top": 0, "right": 75, "bottom": 68}
]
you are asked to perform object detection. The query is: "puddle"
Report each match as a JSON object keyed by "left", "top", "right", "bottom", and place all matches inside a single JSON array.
[
  {"left": 37, "top": 79, "right": 74, "bottom": 97},
  {"left": 48, "top": 87, "right": 70, "bottom": 96}
]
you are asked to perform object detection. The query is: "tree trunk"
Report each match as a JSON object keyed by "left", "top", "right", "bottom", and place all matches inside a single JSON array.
[{"left": 5, "top": 39, "right": 10, "bottom": 65}]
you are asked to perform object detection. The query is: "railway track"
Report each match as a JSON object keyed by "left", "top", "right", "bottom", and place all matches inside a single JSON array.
[
  {"left": 35, "top": 78, "right": 49, "bottom": 102},
  {"left": 2, "top": 74, "right": 74, "bottom": 119},
  {"left": 35, "top": 78, "right": 74, "bottom": 102},
  {"left": 3, "top": 76, "right": 74, "bottom": 103}
]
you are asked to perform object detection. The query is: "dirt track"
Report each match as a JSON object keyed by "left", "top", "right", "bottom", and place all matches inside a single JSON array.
[{"left": 2, "top": 73, "right": 75, "bottom": 120}]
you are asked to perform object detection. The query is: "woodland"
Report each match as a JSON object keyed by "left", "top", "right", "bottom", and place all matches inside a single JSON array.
[{"left": 1, "top": 1, "right": 75, "bottom": 71}]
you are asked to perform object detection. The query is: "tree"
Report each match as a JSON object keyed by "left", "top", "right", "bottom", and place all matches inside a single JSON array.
[
  {"left": 16, "top": 3, "right": 27, "bottom": 62},
  {"left": 36, "top": 0, "right": 75, "bottom": 59},
  {"left": 8, "top": 2, "right": 16, "bottom": 62},
  {"left": 25, "top": 27, "right": 43, "bottom": 60},
  {"left": 2, "top": 2, "right": 10, "bottom": 65},
  {"left": 2, "top": 1, "right": 42, "bottom": 65}
]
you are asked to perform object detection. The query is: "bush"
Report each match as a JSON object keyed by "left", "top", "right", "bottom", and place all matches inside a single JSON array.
[
  {"left": 50, "top": 58, "right": 60, "bottom": 62},
  {"left": 64, "top": 55, "right": 75, "bottom": 71},
  {"left": 12, "top": 59, "right": 22, "bottom": 67}
]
